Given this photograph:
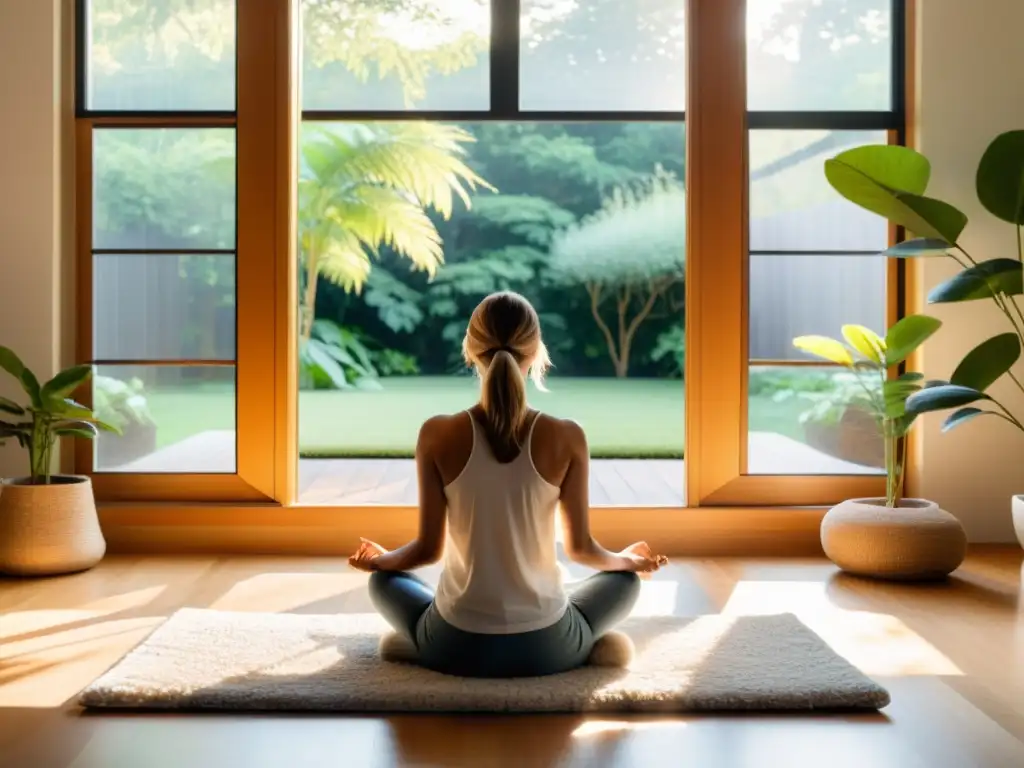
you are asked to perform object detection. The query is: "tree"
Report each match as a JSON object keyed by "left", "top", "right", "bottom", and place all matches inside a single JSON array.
[
  {"left": 748, "top": 0, "right": 892, "bottom": 110},
  {"left": 88, "top": 0, "right": 489, "bottom": 110},
  {"left": 549, "top": 173, "right": 686, "bottom": 377},
  {"left": 297, "top": 122, "right": 490, "bottom": 341}
]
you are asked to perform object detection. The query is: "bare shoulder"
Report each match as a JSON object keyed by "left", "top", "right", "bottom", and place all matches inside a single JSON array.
[
  {"left": 534, "top": 413, "right": 586, "bottom": 445},
  {"left": 420, "top": 412, "right": 474, "bottom": 484},
  {"left": 418, "top": 412, "right": 468, "bottom": 446}
]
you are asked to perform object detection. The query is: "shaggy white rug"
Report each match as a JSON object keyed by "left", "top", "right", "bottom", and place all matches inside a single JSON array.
[{"left": 78, "top": 609, "right": 889, "bottom": 713}]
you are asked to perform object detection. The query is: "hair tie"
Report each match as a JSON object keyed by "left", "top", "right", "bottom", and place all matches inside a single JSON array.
[{"left": 486, "top": 346, "right": 515, "bottom": 357}]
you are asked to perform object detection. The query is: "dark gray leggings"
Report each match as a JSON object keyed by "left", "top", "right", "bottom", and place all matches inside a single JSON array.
[{"left": 368, "top": 570, "right": 641, "bottom": 678}]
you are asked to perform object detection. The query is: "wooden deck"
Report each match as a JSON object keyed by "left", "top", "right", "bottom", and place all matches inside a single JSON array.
[
  {"left": 108, "top": 430, "right": 879, "bottom": 506},
  {"left": 299, "top": 458, "right": 686, "bottom": 506}
]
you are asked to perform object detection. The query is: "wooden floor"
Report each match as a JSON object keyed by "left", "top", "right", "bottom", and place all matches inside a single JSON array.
[{"left": 1, "top": 549, "right": 1022, "bottom": 767}]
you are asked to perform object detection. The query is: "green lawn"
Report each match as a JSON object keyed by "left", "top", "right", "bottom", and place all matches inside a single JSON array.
[{"left": 143, "top": 376, "right": 809, "bottom": 459}]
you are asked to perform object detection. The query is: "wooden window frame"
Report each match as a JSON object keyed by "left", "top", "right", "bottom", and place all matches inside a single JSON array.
[
  {"left": 72, "top": 0, "right": 297, "bottom": 504},
  {"left": 72, "top": 0, "right": 914, "bottom": 528},
  {"left": 687, "top": 0, "right": 909, "bottom": 507}
]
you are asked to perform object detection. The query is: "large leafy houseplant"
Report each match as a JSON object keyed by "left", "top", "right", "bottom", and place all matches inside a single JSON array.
[
  {"left": 793, "top": 315, "right": 941, "bottom": 507},
  {"left": 0, "top": 346, "right": 116, "bottom": 484},
  {"left": 823, "top": 132, "right": 1024, "bottom": 433}
]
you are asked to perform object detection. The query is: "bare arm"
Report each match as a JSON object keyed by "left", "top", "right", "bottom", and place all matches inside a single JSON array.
[
  {"left": 558, "top": 421, "right": 638, "bottom": 572},
  {"left": 369, "top": 419, "right": 447, "bottom": 572}
]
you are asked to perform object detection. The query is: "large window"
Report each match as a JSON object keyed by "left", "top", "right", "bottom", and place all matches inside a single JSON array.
[
  {"left": 73, "top": 0, "right": 906, "bottom": 513},
  {"left": 296, "top": 1, "right": 688, "bottom": 508}
]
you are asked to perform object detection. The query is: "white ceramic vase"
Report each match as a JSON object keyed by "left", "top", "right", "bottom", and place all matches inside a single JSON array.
[
  {"left": 820, "top": 497, "right": 967, "bottom": 580},
  {"left": 0, "top": 476, "right": 106, "bottom": 576},
  {"left": 1012, "top": 495, "right": 1024, "bottom": 550}
]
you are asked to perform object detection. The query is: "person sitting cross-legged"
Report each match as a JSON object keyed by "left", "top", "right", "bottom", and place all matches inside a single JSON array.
[{"left": 349, "top": 291, "right": 667, "bottom": 678}]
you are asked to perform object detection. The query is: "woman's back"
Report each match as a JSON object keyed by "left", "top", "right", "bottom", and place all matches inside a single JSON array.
[{"left": 433, "top": 408, "right": 567, "bottom": 634}]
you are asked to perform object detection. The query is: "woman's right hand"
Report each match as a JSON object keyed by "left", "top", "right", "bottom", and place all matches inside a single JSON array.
[{"left": 616, "top": 541, "right": 668, "bottom": 578}]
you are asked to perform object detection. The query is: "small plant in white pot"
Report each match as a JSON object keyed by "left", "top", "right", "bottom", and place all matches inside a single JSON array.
[
  {"left": 0, "top": 346, "right": 117, "bottom": 576},
  {"left": 794, "top": 317, "right": 968, "bottom": 580}
]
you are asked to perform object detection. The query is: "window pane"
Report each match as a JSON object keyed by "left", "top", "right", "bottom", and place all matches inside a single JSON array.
[
  {"left": 93, "top": 366, "right": 236, "bottom": 473},
  {"left": 750, "top": 130, "right": 888, "bottom": 252},
  {"left": 747, "top": 0, "right": 892, "bottom": 111},
  {"left": 86, "top": 0, "right": 236, "bottom": 111},
  {"left": 94, "top": 254, "right": 236, "bottom": 361},
  {"left": 295, "top": 121, "right": 686, "bottom": 507},
  {"left": 748, "top": 365, "right": 883, "bottom": 475},
  {"left": 520, "top": 0, "right": 686, "bottom": 111},
  {"left": 749, "top": 254, "right": 886, "bottom": 361},
  {"left": 300, "top": 0, "right": 489, "bottom": 111},
  {"left": 93, "top": 129, "right": 236, "bottom": 251}
]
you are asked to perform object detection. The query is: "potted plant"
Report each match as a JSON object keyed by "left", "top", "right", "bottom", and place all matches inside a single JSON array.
[
  {"left": 0, "top": 346, "right": 117, "bottom": 575},
  {"left": 824, "top": 131, "right": 1024, "bottom": 548},
  {"left": 93, "top": 375, "right": 156, "bottom": 468},
  {"left": 793, "top": 317, "right": 967, "bottom": 580}
]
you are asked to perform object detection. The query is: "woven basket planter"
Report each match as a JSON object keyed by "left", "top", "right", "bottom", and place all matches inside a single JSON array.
[{"left": 0, "top": 476, "right": 106, "bottom": 576}]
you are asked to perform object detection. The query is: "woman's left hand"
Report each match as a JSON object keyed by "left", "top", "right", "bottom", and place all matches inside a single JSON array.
[{"left": 348, "top": 538, "right": 389, "bottom": 572}]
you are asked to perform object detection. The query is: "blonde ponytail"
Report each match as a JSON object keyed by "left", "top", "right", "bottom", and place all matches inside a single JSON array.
[
  {"left": 480, "top": 348, "right": 529, "bottom": 452},
  {"left": 463, "top": 292, "right": 551, "bottom": 455}
]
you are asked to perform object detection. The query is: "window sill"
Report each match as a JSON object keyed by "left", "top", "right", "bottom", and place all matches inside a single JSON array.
[{"left": 97, "top": 504, "right": 827, "bottom": 557}]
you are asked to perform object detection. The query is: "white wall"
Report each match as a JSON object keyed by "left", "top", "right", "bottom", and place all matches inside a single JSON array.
[
  {"left": 0, "top": 0, "right": 70, "bottom": 479},
  {"left": 916, "top": 0, "right": 1024, "bottom": 541}
]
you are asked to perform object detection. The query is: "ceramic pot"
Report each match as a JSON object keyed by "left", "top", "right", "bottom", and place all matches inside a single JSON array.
[
  {"left": 1012, "top": 495, "right": 1024, "bottom": 550},
  {"left": 820, "top": 497, "right": 966, "bottom": 580},
  {"left": 0, "top": 476, "right": 106, "bottom": 576}
]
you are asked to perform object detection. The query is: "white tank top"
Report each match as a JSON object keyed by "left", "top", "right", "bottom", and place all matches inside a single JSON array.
[{"left": 433, "top": 411, "right": 567, "bottom": 634}]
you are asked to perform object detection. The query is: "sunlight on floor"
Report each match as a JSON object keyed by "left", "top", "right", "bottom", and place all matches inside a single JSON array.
[
  {"left": 0, "top": 617, "right": 165, "bottom": 707},
  {"left": 630, "top": 580, "right": 681, "bottom": 617},
  {"left": 720, "top": 580, "right": 962, "bottom": 676},
  {"left": 207, "top": 573, "right": 365, "bottom": 613},
  {"left": 0, "top": 585, "right": 167, "bottom": 640},
  {"left": 572, "top": 720, "right": 684, "bottom": 738}
]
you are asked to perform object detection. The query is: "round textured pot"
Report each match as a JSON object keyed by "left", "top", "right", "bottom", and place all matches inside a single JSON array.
[
  {"left": 821, "top": 497, "right": 966, "bottom": 581},
  {"left": 0, "top": 476, "right": 106, "bottom": 576},
  {"left": 1012, "top": 495, "right": 1024, "bottom": 550}
]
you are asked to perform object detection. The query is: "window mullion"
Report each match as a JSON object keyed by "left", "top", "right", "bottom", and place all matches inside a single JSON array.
[
  {"left": 490, "top": 0, "right": 521, "bottom": 117},
  {"left": 685, "top": 0, "right": 749, "bottom": 504}
]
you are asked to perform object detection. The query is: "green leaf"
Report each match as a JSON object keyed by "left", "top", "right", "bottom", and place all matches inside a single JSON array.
[
  {"left": 55, "top": 427, "right": 99, "bottom": 440},
  {"left": 882, "top": 379, "right": 922, "bottom": 419},
  {"left": 0, "top": 396, "right": 24, "bottom": 415},
  {"left": 976, "top": 130, "right": 1024, "bottom": 224},
  {"left": 905, "top": 384, "right": 989, "bottom": 415},
  {"left": 41, "top": 365, "right": 93, "bottom": 400},
  {"left": 883, "top": 238, "right": 952, "bottom": 257},
  {"left": 928, "top": 258, "right": 1024, "bottom": 303},
  {"left": 827, "top": 145, "right": 932, "bottom": 195},
  {"left": 841, "top": 325, "right": 885, "bottom": 363},
  {"left": 19, "top": 368, "right": 42, "bottom": 408},
  {"left": 897, "top": 372, "right": 925, "bottom": 382},
  {"left": 52, "top": 399, "right": 95, "bottom": 420},
  {"left": 941, "top": 407, "right": 992, "bottom": 433},
  {"left": 792, "top": 336, "right": 854, "bottom": 366},
  {"left": 53, "top": 419, "right": 99, "bottom": 436},
  {"left": 950, "top": 333, "right": 1021, "bottom": 392},
  {"left": 884, "top": 314, "right": 943, "bottom": 366},
  {"left": 304, "top": 343, "right": 351, "bottom": 389},
  {"left": 0, "top": 346, "right": 26, "bottom": 380},
  {"left": 825, "top": 151, "right": 968, "bottom": 243}
]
